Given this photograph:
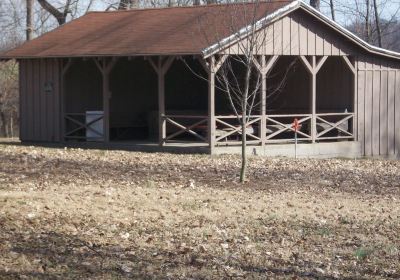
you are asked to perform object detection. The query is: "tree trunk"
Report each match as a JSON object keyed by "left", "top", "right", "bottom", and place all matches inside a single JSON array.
[
  {"left": 373, "top": 0, "right": 382, "bottom": 47},
  {"left": 365, "top": 0, "right": 371, "bottom": 43},
  {"left": 330, "top": 0, "right": 336, "bottom": 21},
  {"left": 37, "top": 0, "right": 68, "bottom": 25},
  {"left": 0, "top": 111, "right": 7, "bottom": 137},
  {"left": 118, "top": 0, "right": 138, "bottom": 10},
  {"left": 240, "top": 112, "right": 247, "bottom": 183},
  {"left": 26, "top": 0, "right": 33, "bottom": 40},
  {"left": 310, "top": 0, "right": 320, "bottom": 10},
  {"left": 239, "top": 61, "right": 252, "bottom": 184}
]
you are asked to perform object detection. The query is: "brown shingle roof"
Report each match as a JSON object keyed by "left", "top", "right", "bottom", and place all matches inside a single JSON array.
[{"left": 1, "top": 1, "right": 293, "bottom": 59}]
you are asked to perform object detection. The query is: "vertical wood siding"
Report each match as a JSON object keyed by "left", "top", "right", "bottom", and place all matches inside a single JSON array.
[
  {"left": 396, "top": 71, "right": 400, "bottom": 156},
  {"left": 19, "top": 59, "right": 61, "bottom": 142},
  {"left": 357, "top": 57, "right": 400, "bottom": 157},
  {"left": 224, "top": 10, "right": 355, "bottom": 56}
]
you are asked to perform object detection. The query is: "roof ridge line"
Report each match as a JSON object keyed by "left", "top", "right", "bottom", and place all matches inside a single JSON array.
[{"left": 87, "top": 0, "right": 294, "bottom": 14}]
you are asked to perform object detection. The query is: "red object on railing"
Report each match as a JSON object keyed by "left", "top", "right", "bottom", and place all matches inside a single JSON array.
[{"left": 292, "top": 118, "right": 302, "bottom": 132}]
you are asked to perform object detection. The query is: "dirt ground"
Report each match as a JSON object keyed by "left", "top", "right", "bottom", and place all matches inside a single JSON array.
[{"left": 0, "top": 142, "right": 399, "bottom": 279}]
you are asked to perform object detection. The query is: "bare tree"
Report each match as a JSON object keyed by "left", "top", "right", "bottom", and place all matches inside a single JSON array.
[
  {"left": 118, "top": 0, "right": 139, "bottom": 10},
  {"left": 190, "top": 1, "right": 293, "bottom": 182},
  {"left": 26, "top": 0, "right": 33, "bottom": 40},
  {"left": 365, "top": 0, "right": 371, "bottom": 42},
  {"left": 329, "top": 0, "right": 335, "bottom": 21},
  {"left": 310, "top": 0, "right": 320, "bottom": 10},
  {"left": 372, "top": 0, "right": 382, "bottom": 47},
  {"left": 36, "top": 0, "right": 72, "bottom": 25},
  {"left": 0, "top": 60, "right": 19, "bottom": 138}
]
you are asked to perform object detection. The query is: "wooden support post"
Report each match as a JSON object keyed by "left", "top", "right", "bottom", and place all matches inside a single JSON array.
[
  {"left": 208, "top": 56, "right": 216, "bottom": 154},
  {"left": 342, "top": 56, "right": 357, "bottom": 140},
  {"left": 252, "top": 55, "right": 278, "bottom": 148},
  {"left": 300, "top": 55, "right": 328, "bottom": 143},
  {"left": 103, "top": 70, "right": 110, "bottom": 143},
  {"left": 60, "top": 58, "right": 73, "bottom": 142},
  {"left": 311, "top": 56, "right": 317, "bottom": 143},
  {"left": 149, "top": 56, "right": 174, "bottom": 146},
  {"left": 158, "top": 58, "right": 166, "bottom": 146},
  {"left": 260, "top": 56, "right": 267, "bottom": 149},
  {"left": 95, "top": 57, "right": 118, "bottom": 143}
]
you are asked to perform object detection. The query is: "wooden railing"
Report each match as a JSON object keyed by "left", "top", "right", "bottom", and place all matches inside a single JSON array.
[
  {"left": 315, "top": 112, "right": 355, "bottom": 140},
  {"left": 64, "top": 113, "right": 104, "bottom": 141},
  {"left": 265, "top": 114, "right": 312, "bottom": 143},
  {"left": 162, "top": 113, "right": 354, "bottom": 146},
  {"left": 215, "top": 115, "right": 262, "bottom": 146},
  {"left": 163, "top": 115, "right": 208, "bottom": 143}
]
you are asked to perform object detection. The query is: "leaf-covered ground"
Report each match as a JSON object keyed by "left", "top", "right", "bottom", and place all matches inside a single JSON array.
[{"left": 0, "top": 142, "right": 399, "bottom": 279}]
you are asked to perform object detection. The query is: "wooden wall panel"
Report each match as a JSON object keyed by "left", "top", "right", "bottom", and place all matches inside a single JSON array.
[
  {"left": 273, "top": 20, "right": 283, "bottom": 54},
  {"left": 33, "top": 60, "right": 41, "bottom": 140},
  {"left": 27, "top": 60, "right": 34, "bottom": 140},
  {"left": 298, "top": 19, "right": 308, "bottom": 55},
  {"left": 223, "top": 10, "right": 356, "bottom": 56},
  {"left": 282, "top": 16, "right": 291, "bottom": 55},
  {"left": 357, "top": 65, "right": 365, "bottom": 154},
  {"left": 372, "top": 70, "right": 380, "bottom": 156},
  {"left": 364, "top": 70, "right": 373, "bottom": 156},
  {"left": 53, "top": 59, "right": 61, "bottom": 142},
  {"left": 45, "top": 59, "right": 52, "bottom": 141},
  {"left": 396, "top": 71, "right": 400, "bottom": 156},
  {"left": 358, "top": 55, "right": 400, "bottom": 158},
  {"left": 290, "top": 17, "right": 299, "bottom": 55},
  {"left": 388, "top": 71, "right": 395, "bottom": 156},
  {"left": 19, "top": 61, "right": 27, "bottom": 140},
  {"left": 40, "top": 59, "right": 46, "bottom": 141},
  {"left": 19, "top": 59, "right": 61, "bottom": 142},
  {"left": 380, "top": 70, "right": 388, "bottom": 155},
  {"left": 264, "top": 25, "right": 273, "bottom": 54}
]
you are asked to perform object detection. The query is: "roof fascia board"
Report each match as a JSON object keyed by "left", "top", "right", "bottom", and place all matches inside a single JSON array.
[{"left": 1, "top": 53, "right": 201, "bottom": 60}]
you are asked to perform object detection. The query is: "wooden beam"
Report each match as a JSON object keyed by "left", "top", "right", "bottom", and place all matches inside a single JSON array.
[
  {"left": 214, "top": 54, "right": 228, "bottom": 73},
  {"left": 252, "top": 56, "right": 263, "bottom": 74},
  {"left": 342, "top": 56, "right": 356, "bottom": 74},
  {"left": 315, "top": 55, "right": 328, "bottom": 73},
  {"left": 198, "top": 57, "right": 210, "bottom": 74},
  {"left": 161, "top": 56, "right": 175, "bottom": 75},
  {"left": 106, "top": 57, "right": 118, "bottom": 73},
  {"left": 208, "top": 56, "right": 216, "bottom": 153},
  {"left": 260, "top": 55, "right": 267, "bottom": 148},
  {"left": 252, "top": 55, "right": 278, "bottom": 75},
  {"left": 300, "top": 55, "right": 313, "bottom": 74},
  {"left": 158, "top": 56, "right": 166, "bottom": 146},
  {"left": 93, "top": 58, "right": 104, "bottom": 74},
  {"left": 96, "top": 57, "right": 118, "bottom": 143},
  {"left": 148, "top": 56, "right": 175, "bottom": 146},
  {"left": 148, "top": 57, "right": 159, "bottom": 74},
  {"left": 265, "top": 55, "right": 279, "bottom": 74},
  {"left": 311, "top": 56, "right": 317, "bottom": 143},
  {"left": 102, "top": 62, "right": 110, "bottom": 143},
  {"left": 62, "top": 58, "right": 73, "bottom": 76}
]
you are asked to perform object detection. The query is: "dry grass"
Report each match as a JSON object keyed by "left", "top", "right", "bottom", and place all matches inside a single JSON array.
[{"left": 0, "top": 142, "right": 399, "bottom": 279}]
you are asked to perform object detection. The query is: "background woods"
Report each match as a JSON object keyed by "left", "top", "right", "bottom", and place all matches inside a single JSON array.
[{"left": 0, "top": 0, "right": 399, "bottom": 138}]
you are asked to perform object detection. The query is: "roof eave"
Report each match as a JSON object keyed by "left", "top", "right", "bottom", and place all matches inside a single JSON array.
[{"left": 0, "top": 52, "right": 202, "bottom": 60}]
